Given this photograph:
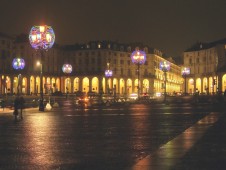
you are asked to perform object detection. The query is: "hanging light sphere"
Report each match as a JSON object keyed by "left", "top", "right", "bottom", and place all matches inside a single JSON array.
[
  {"left": 12, "top": 58, "right": 25, "bottom": 70},
  {"left": 29, "top": 25, "right": 55, "bottom": 50},
  {"left": 62, "top": 64, "right": 72, "bottom": 74},
  {"left": 182, "top": 67, "right": 190, "bottom": 76},
  {"left": 131, "top": 50, "right": 146, "bottom": 65},
  {"left": 160, "top": 61, "right": 170, "bottom": 72},
  {"left": 105, "top": 69, "right": 113, "bottom": 77}
]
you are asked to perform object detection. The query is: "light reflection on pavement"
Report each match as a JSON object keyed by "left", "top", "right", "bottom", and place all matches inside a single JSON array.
[{"left": 0, "top": 103, "right": 213, "bottom": 169}]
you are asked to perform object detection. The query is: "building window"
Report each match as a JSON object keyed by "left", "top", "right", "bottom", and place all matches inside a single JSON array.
[
  {"left": 121, "top": 68, "right": 123, "bottom": 75},
  {"left": 128, "top": 69, "right": 131, "bottom": 76},
  {"left": 196, "top": 58, "right": 199, "bottom": 63},
  {"left": 114, "top": 59, "right": 117, "bottom": 64},
  {"left": 120, "top": 60, "right": 124, "bottom": 64},
  {"left": 127, "top": 60, "right": 130, "bottom": 65}
]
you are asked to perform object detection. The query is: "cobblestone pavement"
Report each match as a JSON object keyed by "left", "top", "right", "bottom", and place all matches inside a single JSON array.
[{"left": 0, "top": 102, "right": 222, "bottom": 170}]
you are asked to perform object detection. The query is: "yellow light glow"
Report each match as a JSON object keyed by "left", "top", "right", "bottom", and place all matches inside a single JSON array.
[
  {"left": 46, "top": 34, "right": 51, "bottom": 42},
  {"left": 31, "top": 35, "right": 37, "bottom": 42},
  {"left": 40, "top": 26, "right": 45, "bottom": 32}
]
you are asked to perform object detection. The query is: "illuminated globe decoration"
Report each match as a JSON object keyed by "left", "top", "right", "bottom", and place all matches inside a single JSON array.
[
  {"left": 182, "top": 67, "right": 190, "bottom": 76},
  {"left": 62, "top": 64, "right": 72, "bottom": 74},
  {"left": 105, "top": 69, "right": 113, "bottom": 78},
  {"left": 181, "top": 67, "right": 190, "bottom": 95},
  {"left": 160, "top": 61, "right": 170, "bottom": 102},
  {"left": 160, "top": 61, "right": 170, "bottom": 71},
  {"left": 131, "top": 50, "right": 146, "bottom": 64},
  {"left": 29, "top": 25, "right": 55, "bottom": 50},
  {"left": 12, "top": 58, "right": 25, "bottom": 70}
]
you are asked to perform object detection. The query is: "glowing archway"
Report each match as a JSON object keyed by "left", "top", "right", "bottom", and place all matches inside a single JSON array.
[
  {"left": 188, "top": 78, "right": 194, "bottom": 94},
  {"left": 222, "top": 74, "right": 226, "bottom": 91},
  {"left": 196, "top": 78, "right": 201, "bottom": 93},
  {"left": 120, "top": 79, "right": 125, "bottom": 94},
  {"left": 143, "top": 79, "right": 149, "bottom": 94},
  {"left": 74, "top": 77, "right": 79, "bottom": 92},
  {"left": 82, "top": 77, "right": 89, "bottom": 93},
  {"left": 127, "top": 79, "right": 132, "bottom": 94},
  {"left": 92, "top": 77, "right": 99, "bottom": 92},
  {"left": 30, "top": 76, "right": 35, "bottom": 94}
]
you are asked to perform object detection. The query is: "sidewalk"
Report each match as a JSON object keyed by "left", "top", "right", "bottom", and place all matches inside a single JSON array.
[
  {"left": 128, "top": 106, "right": 226, "bottom": 170},
  {"left": 172, "top": 111, "right": 226, "bottom": 170}
]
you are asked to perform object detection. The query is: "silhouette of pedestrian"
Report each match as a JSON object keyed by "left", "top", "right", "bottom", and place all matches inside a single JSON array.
[
  {"left": 19, "top": 96, "right": 25, "bottom": 119},
  {"left": 14, "top": 96, "right": 20, "bottom": 121},
  {"left": 1, "top": 99, "right": 5, "bottom": 111}
]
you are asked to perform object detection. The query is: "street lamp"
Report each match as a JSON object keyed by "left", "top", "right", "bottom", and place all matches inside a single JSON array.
[
  {"left": 105, "top": 63, "right": 113, "bottom": 94},
  {"left": 160, "top": 61, "right": 170, "bottom": 103},
  {"left": 181, "top": 67, "right": 190, "bottom": 95},
  {"left": 29, "top": 25, "right": 55, "bottom": 111},
  {"left": 36, "top": 61, "right": 44, "bottom": 111},
  {"left": 131, "top": 50, "right": 146, "bottom": 99},
  {"left": 12, "top": 57, "right": 25, "bottom": 94},
  {"left": 62, "top": 64, "right": 72, "bottom": 99}
]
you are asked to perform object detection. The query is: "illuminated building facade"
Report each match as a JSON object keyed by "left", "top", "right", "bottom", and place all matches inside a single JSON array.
[
  {"left": 183, "top": 39, "right": 226, "bottom": 94},
  {"left": 0, "top": 33, "right": 183, "bottom": 96}
]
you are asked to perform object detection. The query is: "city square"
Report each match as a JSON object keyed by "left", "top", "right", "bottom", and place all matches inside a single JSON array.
[
  {"left": 0, "top": 95, "right": 226, "bottom": 169},
  {"left": 1, "top": 0, "right": 226, "bottom": 169}
]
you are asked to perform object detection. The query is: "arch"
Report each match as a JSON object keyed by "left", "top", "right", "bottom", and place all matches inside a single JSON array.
[
  {"left": 30, "top": 76, "right": 35, "bottom": 95},
  {"left": 65, "top": 77, "right": 72, "bottom": 93},
  {"left": 91, "top": 77, "right": 99, "bottom": 93},
  {"left": 13, "top": 76, "right": 18, "bottom": 94},
  {"left": 36, "top": 77, "right": 40, "bottom": 93},
  {"left": 203, "top": 77, "right": 208, "bottom": 94},
  {"left": 127, "top": 79, "right": 132, "bottom": 94},
  {"left": 82, "top": 77, "right": 89, "bottom": 93},
  {"left": 22, "top": 77, "right": 27, "bottom": 94},
  {"left": 143, "top": 79, "right": 149, "bottom": 94},
  {"left": 113, "top": 78, "right": 118, "bottom": 94},
  {"left": 119, "top": 78, "right": 125, "bottom": 94},
  {"left": 134, "top": 79, "right": 138, "bottom": 93},
  {"left": 56, "top": 78, "right": 60, "bottom": 91},
  {"left": 188, "top": 78, "right": 194, "bottom": 94},
  {"left": 222, "top": 74, "right": 226, "bottom": 92},
  {"left": 209, "top": 77, "right": 213, "bottom": 93},
  {"left": 51, "top": 78, "right": 56, "bottom": 93},
  {"left": 74, "top": 77, "right": 79, "bottom": 92},
  {"left": 196, "top": 78, "right": 201, "bottom": 93}
]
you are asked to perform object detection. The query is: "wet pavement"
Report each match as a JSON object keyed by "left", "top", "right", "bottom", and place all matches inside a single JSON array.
[{"left": 0, "top": 100, "right": 225, "bottom": 170}]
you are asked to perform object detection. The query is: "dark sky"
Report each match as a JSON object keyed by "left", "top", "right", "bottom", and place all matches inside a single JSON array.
[{"left": 1, "top": 0, "right": 226, "bottom": 57}]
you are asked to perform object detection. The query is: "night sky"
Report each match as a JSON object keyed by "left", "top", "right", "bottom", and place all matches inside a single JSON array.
[{"left": 1, "top": 0, "right": 226, "bottom": 57}]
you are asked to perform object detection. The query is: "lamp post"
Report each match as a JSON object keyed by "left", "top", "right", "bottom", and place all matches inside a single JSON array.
[
  {"left": 29, "top": 25, "right": 55, "bottom": 111},
  {"left": 181, "top": 67, "right": 190, "bottom": 95},
  {"left": 105, "top": 63, "right": 113, "bottom": 94},
  {"left": 36, "top": 61, "right": 44, "bottom": 111},
  {"left": 62, "top": 64, "right": 72, "bottom": 99},
  {"left": 12, "top": 57, "right": 25, "bottom": 95},
  {"left": 131, "top": 50, "right": 146, "bottom": 99},
  {"left": 160, "top": 61, "right": 170, "bottom": 103}
]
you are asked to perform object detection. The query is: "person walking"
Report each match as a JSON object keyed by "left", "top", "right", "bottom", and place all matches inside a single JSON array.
[
  {"left": 19, "top": 96, "right": 25, "bottom": 119},
  {"left": 14, "top": 96, "right": 20, "bottom": 121}
]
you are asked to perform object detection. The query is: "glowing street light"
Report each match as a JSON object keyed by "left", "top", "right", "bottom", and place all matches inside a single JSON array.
[
  {"left": 160, "top": 61, "right": 170, "bottom": 103},
  {"left": 105, "top": 63, "right": 113, "bottom": 94},
  {"left": 12, "top": 57, "right": 25, "bottom": 94},
  {"left": 62, "top": 64, "right": 72, "bottom": 99},
  {"left": 29, "top": 25, "right": 55, "bottom": 111},
  {"left": 182, "top": 67, "right": 190, "bottom": 95},
  {"left": 131, "top": 50, "right": 146, "bottom": 99}
]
